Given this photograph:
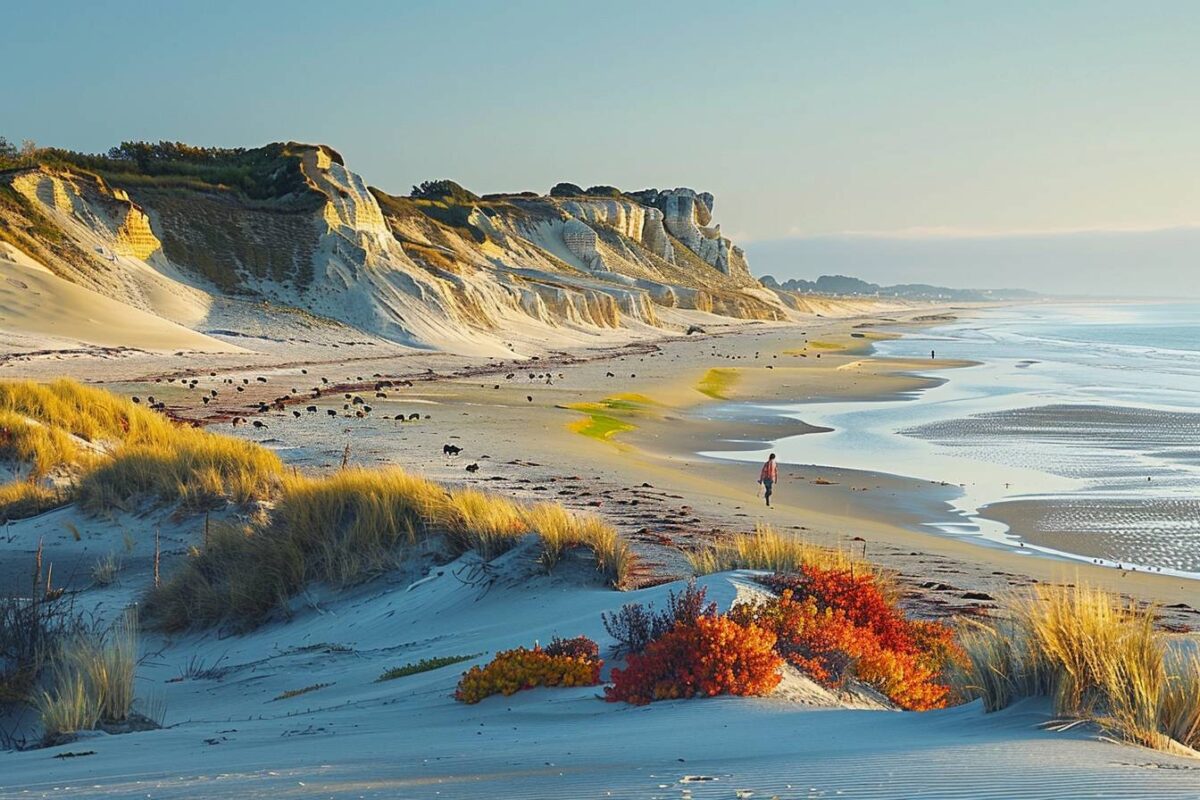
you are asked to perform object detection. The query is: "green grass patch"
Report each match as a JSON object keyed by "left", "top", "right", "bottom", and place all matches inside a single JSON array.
[
  {"left": 273, "top": 682, "right": 332, "bottom": 701},
  {"left": 807, "top": 340, "right": 844, "bottom": 350},
  {"left": 568, "top": 412, "right": 635, "bottom": 441},
  {"left": 564, "top": 393, "right": 657, "bottom": 441},
  {"left": 696, "top": 368, "right": 739, "bottom": 400},
  {"left": 376, "top": 654, "right": 480, "bottom": 682}
]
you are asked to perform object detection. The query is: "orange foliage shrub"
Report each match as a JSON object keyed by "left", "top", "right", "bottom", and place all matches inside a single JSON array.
[
  {"left": 734, "top": 570, "right": 962, "bottom": 711},
  {"left": 455, "top": 644, "right": 602, "bottom": 704},
  {"left": 605, "top": 616, "right": 782, "bottom": 705}
]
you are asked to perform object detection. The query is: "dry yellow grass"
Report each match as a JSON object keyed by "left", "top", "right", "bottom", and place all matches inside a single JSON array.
[
  {"left": 37, "top": 609, "right": 138, "bottom": 742},
  {"left": 687, "top": 524, "right": 871, "bottom": 577},
  {"left": 77, "top": 433, "right": 283, "bottom": 512},
  {"left": 0, "top": 481, "right": 65, "bottom": 521},
  {"left": 525, "top": 502, "right": 633, "bottom": 586},
  {"left": 955, "top": 582, "right": 1200, "bottom": 754},
  {"left": 1, "top": 379, "right": 283, "bottom": 513},
  {"left": 445, "top": 489, "right": 528, "bottom": 559}
]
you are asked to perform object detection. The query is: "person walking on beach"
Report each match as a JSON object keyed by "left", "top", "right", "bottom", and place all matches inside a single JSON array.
[{"left": 758, "top": 453, "right": 778, "bottom": 507}]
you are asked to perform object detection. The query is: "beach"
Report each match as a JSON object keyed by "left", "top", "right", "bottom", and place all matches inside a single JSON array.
[
  {"left": 6, "top": 303, "right": 1195, "bottom": 619},
  {"left": 5, "top": 304, "right": 1200, "bottom": 798}
]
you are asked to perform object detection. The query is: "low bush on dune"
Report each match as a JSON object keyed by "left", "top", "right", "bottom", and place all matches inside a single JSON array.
[
  {"left": 955, "top": 582, "right": 1200, "bottom": 753},
  {"left": 455, "top": 636, "right": 602, "bottom": 704},
  {"left": 601, "top": 574, "right": 957, "bottom": 710},
  {"left": 605, "top": 615, "right": 782, "bottom": 705},
  {"left": 602, "top": 579, "right": 717, "bottom": 656},
  {"left": 730, "top": 578, "right": 959, "bottom": 710}
]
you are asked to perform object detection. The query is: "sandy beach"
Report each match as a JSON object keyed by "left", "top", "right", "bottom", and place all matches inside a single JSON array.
[{"left": 6, "top": 305, "right": 1195, "bottom": 621}]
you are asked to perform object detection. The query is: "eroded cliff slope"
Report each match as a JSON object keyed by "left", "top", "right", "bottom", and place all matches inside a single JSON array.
[{"left": 0, "top": 141, "right": 791, "bottom": 355}]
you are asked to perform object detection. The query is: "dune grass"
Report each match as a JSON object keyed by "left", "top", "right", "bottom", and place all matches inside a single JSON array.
[
  {"left": 445, "top": 489, "right": 529, "bottom": 559},
  {"left": 688, "top": 524, "right": 872, "bottom": 578},
  {"left": 0, "top": 379, "right": 284, "bottom": 513},
  {"left": 696, "top": 368, "right": 739, "bottom": 400},
  {"left": 524, "top": 502, "right": 633, "bottom": 585},
  {"left": 37, "top": 609, "right": 138, "bottom": 743},
  {"left": 0, "top": 481, "right": 66, "bottom": 521},
  {"left": 147, "top": 465, "right": 636, "bottom": 631},
  {"left": 77, "top": 433, "right": 283, "bottom": 512},
  {"left": 954, "top": 582, "right": 1200, "bottom": 753}
]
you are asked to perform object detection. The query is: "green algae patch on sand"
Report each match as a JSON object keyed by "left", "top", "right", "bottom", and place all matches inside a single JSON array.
[
  {"left": 563, "top": 393, "right": 657, "bottom": 442},
  {"left": 697, "top": 368, "right": 740, "bottom": 400}
]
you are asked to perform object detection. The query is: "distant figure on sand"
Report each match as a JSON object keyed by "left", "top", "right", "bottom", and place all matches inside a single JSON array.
[
  {"left": 758, "top": 453, "right": 778, "bottom": 507},
  {"left": 931, "top": 349, "right": 936, "bottom": 360}
]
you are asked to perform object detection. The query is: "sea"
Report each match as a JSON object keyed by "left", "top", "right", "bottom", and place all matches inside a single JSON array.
[{"left": 711, "top": 302, "right": 1200, "bottom": 578}]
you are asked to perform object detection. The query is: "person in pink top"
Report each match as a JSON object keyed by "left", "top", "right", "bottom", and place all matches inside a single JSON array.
[{"left": 758, "top": 453, "right": 778, "bottom": 507}]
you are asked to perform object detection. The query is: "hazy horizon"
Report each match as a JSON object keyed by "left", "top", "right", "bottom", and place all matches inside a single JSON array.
[
  {"left": 744, "top": 225, "right": 1200, "bottom": 297},
  {"left": 5, "top": 0, "right": 1198, "bottom": 295}
]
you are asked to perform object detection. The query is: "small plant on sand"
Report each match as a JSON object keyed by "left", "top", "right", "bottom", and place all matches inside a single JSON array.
[
  {"left": 90, "top": 553, "right": 122, "bottom": 587},
  {"left": 273, "top": 682, "right": 333, "bottom": 701},
  {"left": 954, "top": 582, "right": 1200, "bottom": 752},
  {"left": 543, "top": 635, "right": 600, "bottom": 661},
  {"left": 605, "top": 615, "right": 782, "bottom": 705},
  {"left": 455, "top": 641, "right": 602, "bottom": 704},
  {"left": 377, "top": 654, "right": 481, "bottom": 682},
  {"left": 601, "top": 579, "right": 717, "bottom": 655},
  {"left": 37, "top": 609, "right": 139, "bottom": 743}
]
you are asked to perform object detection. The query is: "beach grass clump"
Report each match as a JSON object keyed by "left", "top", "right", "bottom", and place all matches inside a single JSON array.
[
  {"left": 0, "top": 481, "right": 66, "bottom": 522},
  {"left": 377, "top": 653, "right": 480, "bottom": 682},
  {"left": 525, "top": 503, "right": 633, "bottom": 586},
  {"left": 275, "top": 469, "right": 445, "bottom": 584},
  {"left": 954, "top": 582, "right": 1200, "bottom": 753},
  {"left": 0, "top": 379, "right": 283, "bottom": 513},
  {"left": 687, "top": 524, "right": 871, "bottom": 578},
  {"left": 76, "top": 431, "right": 283, "bottom": 512},
  {"left": 146, "top": 468, "right": 446, "bottom": 630},
  {"left": 0, "top": 410, "right": 88, "bottom": 480},
  {"left": 37, "top": 609, "right": 138, "bottom": 743},
  {"left": 445, "top": 489, "right": 528, "bottom": 559}
]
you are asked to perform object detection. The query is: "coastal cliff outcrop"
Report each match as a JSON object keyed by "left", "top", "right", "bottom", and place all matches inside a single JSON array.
[{"left": 0, "top": 141, "right": 788, "bottom": 354}]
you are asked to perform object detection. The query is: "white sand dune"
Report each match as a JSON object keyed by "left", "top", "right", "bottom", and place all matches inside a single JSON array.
[
  {"left": 0, "top": 244, "right": 243, "bottom": 354},
  {"left": 2, "top": 530, "right": 1196, "bottom": 800}
]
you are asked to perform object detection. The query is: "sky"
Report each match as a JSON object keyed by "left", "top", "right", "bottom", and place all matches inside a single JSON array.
[{"left": 4, "top": 0, "right": 1198, "bottom": 295}]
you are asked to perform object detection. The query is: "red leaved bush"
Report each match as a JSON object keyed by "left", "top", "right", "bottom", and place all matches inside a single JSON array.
[
  {"left": 734, "top": 569, "right": 962, "bottom": 711},
  {"left": 605, "top": 616, "right": 782, "bottom": 705}
]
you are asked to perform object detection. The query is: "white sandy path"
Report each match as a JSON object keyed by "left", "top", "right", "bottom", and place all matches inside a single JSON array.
[
  {"left": 0, "top": 244, "right": 244, "bottom": 354},
  {"left": 1, "top": 541, "right": 1197, "bottom": 800}
]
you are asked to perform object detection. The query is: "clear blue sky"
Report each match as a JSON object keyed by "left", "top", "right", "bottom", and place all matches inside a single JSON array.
[{"left": 5, "top": 1, "right": 1198, "bottom": 293}]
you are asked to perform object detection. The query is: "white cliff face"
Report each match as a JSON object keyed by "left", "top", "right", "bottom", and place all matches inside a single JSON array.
[
  {"left": 659, "top": 188, "right": 735, "bottom": 275},
  {"left": 559, "top": 199, "right": 675, "bottom": 264},
  {"left": 1, "top": 146, "right": 789, "bottom": 357}
]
